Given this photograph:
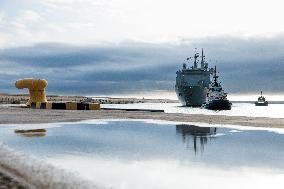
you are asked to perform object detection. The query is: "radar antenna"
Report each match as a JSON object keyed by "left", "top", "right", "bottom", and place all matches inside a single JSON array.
[{"left": 193, "top": 49, "right": 199, "bottom": 68}]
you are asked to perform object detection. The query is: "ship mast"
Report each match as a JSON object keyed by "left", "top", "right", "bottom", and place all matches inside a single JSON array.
[
  {"left": 213, "top": 66, "right": 218, "bottom": 85},
  {"left": 201, "top": 48, "right": 205, "bottom": 69},
  {"left": 193, "top": 49, "right": 199, "bottom": 68}
]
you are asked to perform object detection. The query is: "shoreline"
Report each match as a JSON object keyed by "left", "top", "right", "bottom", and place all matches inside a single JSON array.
[
  {"left": 1, "top": 106, "right": 284, "bottom": 128},
  {"left": 0, "top": 94, "right": 177, "bottom": 104}
]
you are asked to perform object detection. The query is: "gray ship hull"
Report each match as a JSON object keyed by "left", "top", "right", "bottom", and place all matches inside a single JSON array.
[{"left": 175, "top": 85, "right": 207, "bottom": 106}]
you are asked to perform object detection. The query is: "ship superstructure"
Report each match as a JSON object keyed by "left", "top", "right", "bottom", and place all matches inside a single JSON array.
[
  {"left": 175, "top": 49, "right": 213, "bottom": 106},
  {"left": 255, "top": 91, "right": 268, "bottom": 106},
  {"left": 204, "top": 66, "right": 232, "bottom": 110}
]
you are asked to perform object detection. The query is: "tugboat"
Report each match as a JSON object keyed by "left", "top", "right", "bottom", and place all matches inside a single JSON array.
[
  {"left": 255, "top": 91, "right": 268, "bottom": 106},
  {"left": 203, "top": 66, "right": 231, "bottom": 110}
]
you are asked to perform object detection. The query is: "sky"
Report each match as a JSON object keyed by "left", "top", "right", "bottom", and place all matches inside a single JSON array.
[{"left": 0, "top": 0, "right": 284, "bottom": 97}]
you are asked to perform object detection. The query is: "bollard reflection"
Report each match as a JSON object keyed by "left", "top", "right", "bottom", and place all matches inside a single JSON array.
[{"left": 15, "top": 129, "right": 47, "bottom": 137}]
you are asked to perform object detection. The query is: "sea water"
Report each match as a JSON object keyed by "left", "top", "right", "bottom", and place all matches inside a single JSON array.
[{"left": 102, "top": 102, "right": 284, "bottom": 118}]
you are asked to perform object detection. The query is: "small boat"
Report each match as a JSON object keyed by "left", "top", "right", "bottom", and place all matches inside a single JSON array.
[
  {"left": 203, "top": 66, "right": 231, "bottom": 110},
  {"left": 255, "top": 91, "right": 268, "bottom": 106}
]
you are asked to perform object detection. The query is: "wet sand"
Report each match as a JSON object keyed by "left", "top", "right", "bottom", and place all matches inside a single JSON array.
[
  {"left": 0, "top": 170, "right": 28, "bottom": 189},
  {"left": 0, "top": 145, "right": 102, "bottom": 189},
  {"left": 1, "top": 106, "right": 284, "bottom": 128}
]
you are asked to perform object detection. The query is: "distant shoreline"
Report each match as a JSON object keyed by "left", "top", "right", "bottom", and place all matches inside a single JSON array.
[
  {"left": 0, "top": 93, "right": 177, "bottom": 104},
  {"left": 2, "top": 93, "right": 284, "bottom": 105},
  {"left": 231, "top": 101, "right": 284, "bottom": 104}
]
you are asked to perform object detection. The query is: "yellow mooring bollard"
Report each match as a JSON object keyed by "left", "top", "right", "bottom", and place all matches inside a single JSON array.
[{"left": 15, "top": 78, "right": 48, "bottom": 106}]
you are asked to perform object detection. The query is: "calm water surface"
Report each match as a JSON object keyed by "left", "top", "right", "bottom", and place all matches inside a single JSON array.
[
  {"left": 0, "top": 120, "right": 284, "bottom": 189},
  {"left": 103, "top": 102, "right": 284, "bottom": 118}
]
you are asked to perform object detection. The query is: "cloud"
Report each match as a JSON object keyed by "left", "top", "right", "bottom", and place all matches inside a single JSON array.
[
  {"left": 0, "top": 36, "right": 284, "bottom": 95},
  {"left": 0, "top": 42, "right": 181, "bottom": 95},
  {"left": 19, "top": 10, "right": 41, "bottom": 22},
  {"left": 1, "top": 0, "right": 284, "bottom": 47}
]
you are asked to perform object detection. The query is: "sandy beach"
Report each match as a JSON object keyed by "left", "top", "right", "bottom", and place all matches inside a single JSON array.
[{"left": 0, "top": 105, "right": 284, "bottom": 128}]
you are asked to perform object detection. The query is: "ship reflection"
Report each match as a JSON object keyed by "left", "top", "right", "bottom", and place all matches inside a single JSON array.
[{"left": 176, "top": 125, "right": 217, "bottom": 154}]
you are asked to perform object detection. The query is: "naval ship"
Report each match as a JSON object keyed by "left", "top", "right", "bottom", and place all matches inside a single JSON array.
[{"left": 175, "top": 49, "right": 214, "bottom": 106}]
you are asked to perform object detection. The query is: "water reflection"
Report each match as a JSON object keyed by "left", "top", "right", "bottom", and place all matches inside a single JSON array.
[
  {"left": 0, "top": 121, "right": 284, "bottom": 189},
  {"left": 14, "top": 128, "right": 47, "bottom": 137},
  {"left": 176, "top": 124, "right": 217, "bottom": 154}
]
